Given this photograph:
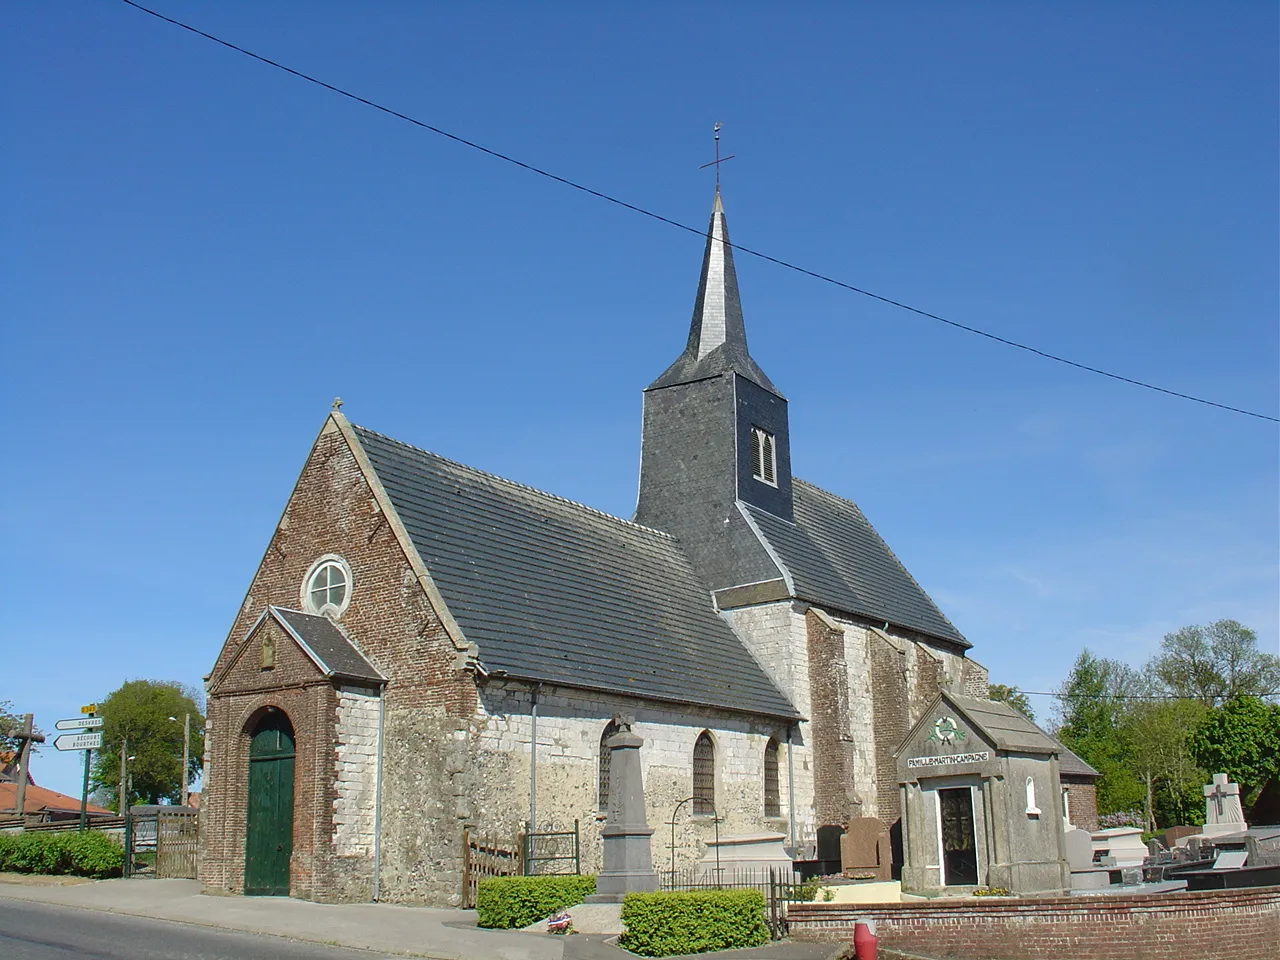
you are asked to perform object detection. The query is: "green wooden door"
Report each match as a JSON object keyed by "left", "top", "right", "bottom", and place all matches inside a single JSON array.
[{"left": 245, "top": 712, "right": 295, "bottom": 896}]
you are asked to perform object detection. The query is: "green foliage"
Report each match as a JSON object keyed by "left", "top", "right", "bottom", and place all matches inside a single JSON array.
[
  {"left": 1150, "top": 621, "right": 1280, "bottom": 707},
  {"left": 1191, "top": 695, "right": 1280, "bottom": 804},
  {"left": 89, "top": 680, "right": 204, "bottom": 810},
  {"left": 1121, "top": 698, "right": 1208, "bottom": 829},
  {"left": 620, "top": 889, "right": 770, "bottom": 957},
  {"left": 0, "top": 831, "right": 123, "bottom": 878},
  {"left": 794, "top": 878, "right": 820, "bottom": 902},
  {"left": 1055, "top": 650, "right": 1144, "bottom": 815},
  {"left": 475, "top": 874, "right": 596, "bottom": 929},
  {"left": 989, "top": 684, "right": 1034, "bottom": 721},
  {"left": 0, "top": 701, "right": 43, "bottom": 757}
]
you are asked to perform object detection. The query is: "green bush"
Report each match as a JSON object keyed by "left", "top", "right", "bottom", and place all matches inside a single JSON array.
[
  {"left": 475, "top": 874, "right": 597, "bottom": 929},
  {"left": 64, "top": 831, "right": 124, "bottom": 878},
  {"left": 620, "top": 889, "right": 770, "bottom": 957},
  {"left": 0, "top": 831, "right": 122, "bottom": 878}
]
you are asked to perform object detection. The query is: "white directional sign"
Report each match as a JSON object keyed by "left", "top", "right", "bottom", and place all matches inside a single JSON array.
[
  {"left": 55, "top": 716, "right": 104, "bottom": 731},
  {"left": 54, "top": 732, "right": 102, "bottom": 752}
]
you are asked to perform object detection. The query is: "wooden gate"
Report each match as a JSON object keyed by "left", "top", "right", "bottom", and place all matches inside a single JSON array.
[
  {"left": 462, "top": 827, "right": 523, "bottom": 908},
  {"left": 155, "top": 809, "right": 199, "bottom": 879}
]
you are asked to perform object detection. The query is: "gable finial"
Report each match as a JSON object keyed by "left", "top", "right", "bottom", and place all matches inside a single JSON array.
[
  {"left": 332, "top": 397, "right": 343, "bottom": 411},
  {"left": 699, "top": 121, "right": 736, "bottom": 192}
]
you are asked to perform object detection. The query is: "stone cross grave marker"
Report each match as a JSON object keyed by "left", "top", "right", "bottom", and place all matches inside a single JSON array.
[{"left": 1203, "top": 773, "right": 1247, "bottom": 837}]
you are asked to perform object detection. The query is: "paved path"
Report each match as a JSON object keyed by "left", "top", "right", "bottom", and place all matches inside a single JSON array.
[
  {"left": 0, "top": 878, "right": 560, "bottom": 960},
  {"left": 0, "top": 898, "right": 398, "bottom": 959}
]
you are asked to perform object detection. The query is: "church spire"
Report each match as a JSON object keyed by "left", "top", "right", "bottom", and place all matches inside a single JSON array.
[{"left": 648, "top": 191, "right": 780, "bottom": 395}]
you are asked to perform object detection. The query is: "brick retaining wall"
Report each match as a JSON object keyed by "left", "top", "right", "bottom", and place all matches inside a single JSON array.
[{"left": 788, "top": 886, "right": 1280, "bottom": 960}]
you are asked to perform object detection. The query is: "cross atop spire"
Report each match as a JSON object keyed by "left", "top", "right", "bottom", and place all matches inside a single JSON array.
[{"left": 647, "top": 189, "right": 779, "bottom": 395}]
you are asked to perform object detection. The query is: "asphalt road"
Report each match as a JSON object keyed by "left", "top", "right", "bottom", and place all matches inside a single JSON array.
[{"left": 0, "top": 899, "right": 400, "bottom": 960}]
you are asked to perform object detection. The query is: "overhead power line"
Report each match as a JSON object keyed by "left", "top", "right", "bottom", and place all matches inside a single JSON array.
[
  {"left": 1020, "top": 690, "right": 1280, "bottom": 701},
  {"left": 119, "top": 0, "right": 1279, "bottom": 424}
]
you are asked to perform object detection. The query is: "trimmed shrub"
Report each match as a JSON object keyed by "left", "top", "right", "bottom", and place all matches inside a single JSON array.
[
  {"left": 476, "top": 874, "right": 597, "bottom": 929},
  {"left": 0, "top": 831, "right": 123, "bottom": 878},
  {"left": 64, "top": 831, "right": 124, "bottom": 878},
  {"left": 620, "top": 889, "right": 770, "bottom": 957}
]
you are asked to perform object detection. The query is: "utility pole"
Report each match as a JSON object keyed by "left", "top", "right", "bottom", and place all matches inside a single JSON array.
[
  {"left": 181, "top": 713, "right": 190, "bottom": 808},
  {"left": 118, "top": 738, "right": 128, "bottom": 814},
  {"left": 11, "top": 714, "right": 46, "bottom": 817}
]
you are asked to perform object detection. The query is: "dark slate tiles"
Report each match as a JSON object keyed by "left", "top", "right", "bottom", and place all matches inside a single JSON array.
[
  {"left": 743, "top": 480, "right": 968, "bottom": 648},
  {"left": 273, "top": 607, "right": 384, "bottom": 684},
  {"left": 354, "top": 426, "right": 799, "bottom": 720}
]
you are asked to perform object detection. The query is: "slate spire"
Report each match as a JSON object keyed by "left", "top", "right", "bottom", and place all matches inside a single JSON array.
[{"left": 648, "top": 190, "right": 779, "bottom": 395}]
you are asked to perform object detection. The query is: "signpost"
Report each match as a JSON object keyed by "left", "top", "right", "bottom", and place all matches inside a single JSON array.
[
  {"left": 54, "top": 732, "right": 103, "bottom": 751},
  {"left": 54, "top": 706, "right": 100, "bottom": 830},
  {"left": 55, "top": 717, "right": 104, "bottom": 732}
]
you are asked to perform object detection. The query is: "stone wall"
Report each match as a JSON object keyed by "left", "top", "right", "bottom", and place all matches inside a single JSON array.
[
  {"left": 469, "top": 680, "right": 794, "bottom": 877},
  {"left": 327, "top": 686, "right": 381, "bottom": 900},
  {"left": 788, "top": 887, "right": 1280, "bottom": 960}
]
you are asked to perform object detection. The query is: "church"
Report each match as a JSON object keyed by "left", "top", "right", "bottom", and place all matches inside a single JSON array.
[{"left": 199, "top": 190, "right": 1094, "bottom": 904}]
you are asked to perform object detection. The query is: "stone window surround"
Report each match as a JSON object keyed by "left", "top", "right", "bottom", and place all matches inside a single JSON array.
[
  {"left": 301, "top": 553, "right": 353, "bottom": 618},
  {"left": 692, "top": 729, "right": 717, "bottom": 817}
]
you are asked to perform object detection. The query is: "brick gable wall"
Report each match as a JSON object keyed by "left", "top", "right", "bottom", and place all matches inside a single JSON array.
[{"left": 201, "top": 419, "right": 478, "bottom": 904}]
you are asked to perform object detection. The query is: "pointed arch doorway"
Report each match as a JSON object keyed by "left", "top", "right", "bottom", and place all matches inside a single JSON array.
[{"left": 245, "top": 709, "right": 295, "bottom": 896}]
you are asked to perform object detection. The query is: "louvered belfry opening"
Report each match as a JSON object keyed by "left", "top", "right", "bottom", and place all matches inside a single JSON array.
[
  {"left": 751, "top": 426, "right": 776, "bottom": 485},
  {"left": 764, "top": 738, "right": 781, "bottom": 817},
  {"left": 598, "top": 720, "right": 620, "bottom": 812},
  {"left": 693, "top": 731, "right": 716, "bottom": 816}
]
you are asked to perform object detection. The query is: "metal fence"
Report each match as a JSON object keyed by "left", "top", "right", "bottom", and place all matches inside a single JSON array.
[{"left": 522, "top": 820, "right": 580, "bottom": 876}]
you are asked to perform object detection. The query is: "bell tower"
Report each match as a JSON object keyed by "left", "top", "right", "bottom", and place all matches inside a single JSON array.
[{"left": 635, "top": 190, "right": 792, "bottom": 592}]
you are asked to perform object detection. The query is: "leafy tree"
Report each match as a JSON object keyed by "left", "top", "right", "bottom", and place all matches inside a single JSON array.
[
  {"left": 1120, "top": 698, "right": 1208, "bottom": 829},
  {"left": 988, "top": 684, "right": 1035, "bottom": 721},
  {"left": 1054, "top": 650, "right": 1144, "bottom": 815},
  {"left": 0, "top": 700, "right": 44, "bottom": 758},
  {"left": 1190, "top": 695, "right": 1280, "bottom": 808},
  {"left": 89, "top": 681, "right": 204, "bottom": 810},
  {"left": 1149, "top": 620, "right": 1280, "bottom": 707}
]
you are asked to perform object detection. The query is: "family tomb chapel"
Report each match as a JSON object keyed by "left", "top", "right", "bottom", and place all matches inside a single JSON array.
[{"left": 896, "top": 691, "right": 1073, "bottom": 896}]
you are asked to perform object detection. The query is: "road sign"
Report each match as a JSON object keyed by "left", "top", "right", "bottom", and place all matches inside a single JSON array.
[
  {"left": 55, "top": 716, "right": 105, "bottom": 731},
  {"left": 80, "top": 704, "right": 98, "bottom": 715},
  {"left": 54, "top": 732, "right": 102, "bottom": 752}
]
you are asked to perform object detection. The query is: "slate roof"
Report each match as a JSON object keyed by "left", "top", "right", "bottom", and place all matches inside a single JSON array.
[
  {"left": 742, "top": 480, "right": 968, "bottom": 647},
  {"left": 947, "top": 694, "right": 1061, "bottom": 754},
  {"left": 271, "top": 607, "right": 385, "bottom": 685},
  {"left": 648, "top": 191, "right": 779, "bottom": 395},
  {"left": 354, "top": 426, "right": 800, "bottom": 720},
  {"left": 1057, "top": 744, "right": 1101, "bottom": 779}
]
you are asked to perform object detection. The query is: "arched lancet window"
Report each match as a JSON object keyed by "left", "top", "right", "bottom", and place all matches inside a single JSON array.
[
  {"left": 763, "top": 738, "right": 781, "bottom": 818},
  {"left": 693, "top": 731, "right": 716, "bottom": 816},
  {"left": 598, "top": 721, "right": 620, "bottom": 813}
]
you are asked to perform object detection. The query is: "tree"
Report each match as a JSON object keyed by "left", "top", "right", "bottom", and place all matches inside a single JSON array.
[
  {"left": 1190, "top": 695, "right": 1280, "bottom": 808},
  {"left": 1054, "top": 650, "right": 1144, "bottom": 816},
  {"left": 1149, "top": 620, "right": 1280, "bottom": 707},
  {"left": 1120, "top": 698, "right": 1208, "bottom": 830},
  {"left": 90, "top": 680, "right": 205, "bottom": 810},
  {"left": 0, "top": 700, "right": 44, "bottom": 758},
  {"left": 988, "top": 684, "right": 1035, "bottom": 721}
]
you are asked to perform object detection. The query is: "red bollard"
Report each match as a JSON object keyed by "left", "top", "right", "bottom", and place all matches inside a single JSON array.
[{"left": 853, "top": 919, "right": 878, "bottom": 960}]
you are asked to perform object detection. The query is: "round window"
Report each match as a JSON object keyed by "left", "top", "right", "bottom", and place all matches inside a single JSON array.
[{"left": 302, "top": 556, "right": 351, "bottom": 616}]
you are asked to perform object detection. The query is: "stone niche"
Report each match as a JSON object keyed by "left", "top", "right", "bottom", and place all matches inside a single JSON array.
[{"left": 894, "top": 692, "right": 1070, "bottom": 897}]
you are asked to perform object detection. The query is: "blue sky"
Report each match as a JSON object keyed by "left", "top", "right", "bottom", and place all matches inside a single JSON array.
[{"left": 4, "top": 2, "right": 1276, "bottom": 799}]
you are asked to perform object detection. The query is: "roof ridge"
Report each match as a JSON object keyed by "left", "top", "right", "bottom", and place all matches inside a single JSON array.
[
  {"left": 352, "top": 425, "right": 677, "bottom": 541},
  {"left": 792, "top": 476, "right": 967, "bottom": 641}
]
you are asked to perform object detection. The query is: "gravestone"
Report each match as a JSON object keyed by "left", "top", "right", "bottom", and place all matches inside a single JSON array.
[
  {"left": 840, "top": 817, "right": 891, "bottom": 881},
  {"left": 1091, "top": 827, "right": 1147, "bottom": 868},
  {"left": 1159, "top": 825, "right": 1201, "bottom": 849},
  {"left": 586, "top": 725, "right": 659, "bottom": 902},
  {"left": 1065, "top": 827, "right": 1110, "bottom": 890},
  {"left": 815, "top": 824, "right": 845, "bottom": 874},
  {"left": 1202, "top": 773, "right": 1248, "bottom": 837}
]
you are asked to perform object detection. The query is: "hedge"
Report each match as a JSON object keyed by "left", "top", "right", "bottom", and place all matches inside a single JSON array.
[
  {"left": 619, "top": 889, "right": 770, "bottom": 957},
  {"left": 475, "top": 874, "right": 597, "bottom": 929},
  {"left": 0, "top": 831, "right": 124, "bottom": 879}
]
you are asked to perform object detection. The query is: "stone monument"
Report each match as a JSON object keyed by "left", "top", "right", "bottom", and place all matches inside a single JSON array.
[
  {"left": 587, "top": 723, "right": 659, "bottom": 901},
  {"left": 1202, "top": 773, "right": 1248, "bottom": 837}
]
